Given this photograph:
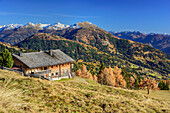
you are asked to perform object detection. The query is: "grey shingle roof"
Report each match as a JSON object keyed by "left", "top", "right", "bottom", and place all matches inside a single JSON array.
[{"left": 12, "top": 49, "right": 75, "bottom": 68}]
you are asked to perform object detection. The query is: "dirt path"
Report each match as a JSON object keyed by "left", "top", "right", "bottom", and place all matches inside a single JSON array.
[{"left": 74, "top": 77, "right": 89, "bottom": 84}]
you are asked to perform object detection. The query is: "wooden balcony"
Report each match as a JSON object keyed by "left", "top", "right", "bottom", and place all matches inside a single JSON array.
[{"left": 29, "top": 69, "right": 51, "bottom": 78}]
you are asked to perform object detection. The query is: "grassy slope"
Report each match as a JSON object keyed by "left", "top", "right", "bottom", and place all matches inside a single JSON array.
[{"left": 0, "top": 69, "right": 169, "bottom": 113}]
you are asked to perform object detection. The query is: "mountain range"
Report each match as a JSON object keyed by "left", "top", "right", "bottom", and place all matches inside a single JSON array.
[
  {"left": 0, "top": 22, "right": 169, "bottom": 55},
  {"left": 0, "top": 22, "right": 80, "bottom": 31},
  {"left": 110, "top": 31, "right": 170, "bottom": 55},
  {"left": 0, "top": 22, "right": 169, "bottom": 80}
]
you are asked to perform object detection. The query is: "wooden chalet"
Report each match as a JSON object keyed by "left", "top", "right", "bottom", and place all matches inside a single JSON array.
[{"left": 12, "top": 49, "right": 75, "bottom": 80}]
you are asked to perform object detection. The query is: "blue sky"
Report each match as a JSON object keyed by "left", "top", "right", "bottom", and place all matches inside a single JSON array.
[{"left": 0, "top": 0, "right": 170, "bottom": 34}]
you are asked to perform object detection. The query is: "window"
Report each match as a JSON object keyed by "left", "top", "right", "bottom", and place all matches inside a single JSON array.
[
  {"left": 56, "top": 72, "right": 58, "bottom": 75},
  {"left": 34, "top": 69, "right": 38, "bottom": 72}
]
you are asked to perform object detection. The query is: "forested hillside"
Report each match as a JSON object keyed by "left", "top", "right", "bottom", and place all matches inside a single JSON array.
[{"left": 16, "top": 29, "right": 170, "bottom": 80}]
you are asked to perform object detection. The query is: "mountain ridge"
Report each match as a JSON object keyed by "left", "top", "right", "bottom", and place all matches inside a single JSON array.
[
  {"left": 0, "top": 22, "right": 169, "bottom": 55},
  {"left": 110, "top": 31, "right": 170, "bottom": 55}
]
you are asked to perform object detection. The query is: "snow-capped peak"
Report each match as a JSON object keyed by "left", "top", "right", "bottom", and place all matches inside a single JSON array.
[
  {"left": 0, "top": 24, "right": 23, "bottom": 31},
  {"left": 0, "top": 22, "right": 81, "bottom": 31},
  {"left": 46, "top": 22, "right": 70, "bottom": 30}
]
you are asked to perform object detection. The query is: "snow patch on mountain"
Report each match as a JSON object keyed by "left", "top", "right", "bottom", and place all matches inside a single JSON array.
[{"left": 70, "top": 24, "right": 80, "bottom": 29}]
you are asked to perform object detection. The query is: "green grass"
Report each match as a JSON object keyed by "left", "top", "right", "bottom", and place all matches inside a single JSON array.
[
  {"left": 0, "top": 69, "right": 169, "bottom": 113},
  {"left": 150, "top": 73, "right": 162, "bottom": 79},
  {"left": 130, "top": 64, "right": 139, "bottom": 69},
  {"left": 57, "top": 78, "right": 74, "bottom": 82}
]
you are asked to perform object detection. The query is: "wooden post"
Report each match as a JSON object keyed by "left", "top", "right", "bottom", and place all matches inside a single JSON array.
[{"left": 59, "top": 65, "right": 61, "bottom": 78}]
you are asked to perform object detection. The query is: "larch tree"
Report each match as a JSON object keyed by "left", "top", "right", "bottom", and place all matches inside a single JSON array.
[
  {"left": 76, "top": 69, "right": 82, "bottom": 77},
  {"left": 98, "top": 71, "right": 104, "bottom": 85},
  {"left": 98, "top": 66, "right": 126, "bottom": 88},
  {"left": 98, "top": 67, "right": 114, "bottom": 86},
  {"left": 81, "top": 65, "right": 87, "bottom": 77},
  {"left": 86, "top": 71, "right": 93, "bottom": 80},
  {"left": 129, "top": 76, "right": 135, "bottom": 89},
  {"left": 113, "top": 66, "right": 126, "bottom": 88},
  {"left": 76, "top": 65, "right": 94, "bottom": 80},
  {"left": 93, "top": 74, "right": 98, "bottom": 82},
  {"left": 104, "top": 66, "right": 115, "bottom": 86}
]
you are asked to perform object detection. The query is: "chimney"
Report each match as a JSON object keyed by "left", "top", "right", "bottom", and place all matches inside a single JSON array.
[
  {"left": 38, "top": 49, "right": 43, "bottom": 52},
  {"left": 19, "top": 52, "right": 23, "bottom": 57},
  {"left": 49, "top": 50, "right": 53, "bottom": 56}
]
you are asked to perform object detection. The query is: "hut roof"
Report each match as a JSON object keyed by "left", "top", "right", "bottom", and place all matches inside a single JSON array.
[{"left": 12, "top": 49, "right": 75, "bottom": 68}]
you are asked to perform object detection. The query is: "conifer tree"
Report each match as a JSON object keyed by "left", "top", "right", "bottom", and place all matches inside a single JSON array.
[
  {"left": 134, "top": 79, "right": 139, "bottom": 89},
  {"left": 99, "top": 62, "right": 105, "bottom": 74},
  {"left": 158, "top": 81, "right": 164, "bottom": 90},
  {"left": 158, "top": 81, "right": 169, "bottom": 90},
  {"left": 0, "top": 49, "right": 13, "bottom": 68},
  {"left": 165, "top": 82, "right": 169, "bottom": 90}
]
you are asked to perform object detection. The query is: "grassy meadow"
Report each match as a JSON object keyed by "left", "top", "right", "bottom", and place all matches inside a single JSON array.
[{"left": 0, "top": 69, "right": 169, "bottom": 113}]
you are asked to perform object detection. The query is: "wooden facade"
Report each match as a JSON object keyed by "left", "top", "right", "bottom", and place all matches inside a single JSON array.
[{"left": 12, "top": 50, "right": 75, "bottom": 80}]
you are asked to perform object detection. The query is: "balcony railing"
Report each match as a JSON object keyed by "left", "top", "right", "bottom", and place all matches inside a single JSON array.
[
  {"left": 29, "top": 69, "right": 51, "bottom": 78},
  {"left": 34, "top": 69, "right": 51, "bottom": 75}
]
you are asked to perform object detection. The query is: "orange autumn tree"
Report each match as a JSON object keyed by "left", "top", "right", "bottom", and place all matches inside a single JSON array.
[
  {"left": 99, "top": 66, "right": 115, "bottom": 86},
  {"left": 139, "top": 78, "right": 158, "bottom": 94},
  {"left": 113, "top": 66, "right": 126, "bottom": 88},
  {"left": 76, "top": 69, "right": 82, "bottom": 77},
  {"left": 129, "top": 76, "right": 135, "bottom": 89},
  {"left": 98, "top": 66, "right": 126, "bottom": 88},
  {"left": 86, "top": 71, "right": 93, "bottom": 80},
  {"left": 76, "top": 65, "right": 93, "bottom": 80},
  {"left": 93, "top": 74, "right": 98, "bottom": 82}
]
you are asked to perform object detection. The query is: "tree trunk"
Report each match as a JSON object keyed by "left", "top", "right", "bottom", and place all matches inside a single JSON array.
[
  {"left": 101, "top": 78, "right": 103, "bottom": 86},
  {"left": 147, "top": 87, "right": 149, "bottom": 94}
]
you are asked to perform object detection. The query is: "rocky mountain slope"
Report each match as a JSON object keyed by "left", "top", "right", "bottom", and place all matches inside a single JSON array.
[
  {"left": 110, "top": 31, "right": 170, "bottom": 55},
  {"left": 0, "top": 22, "right": 80, "bottom": 45}
]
